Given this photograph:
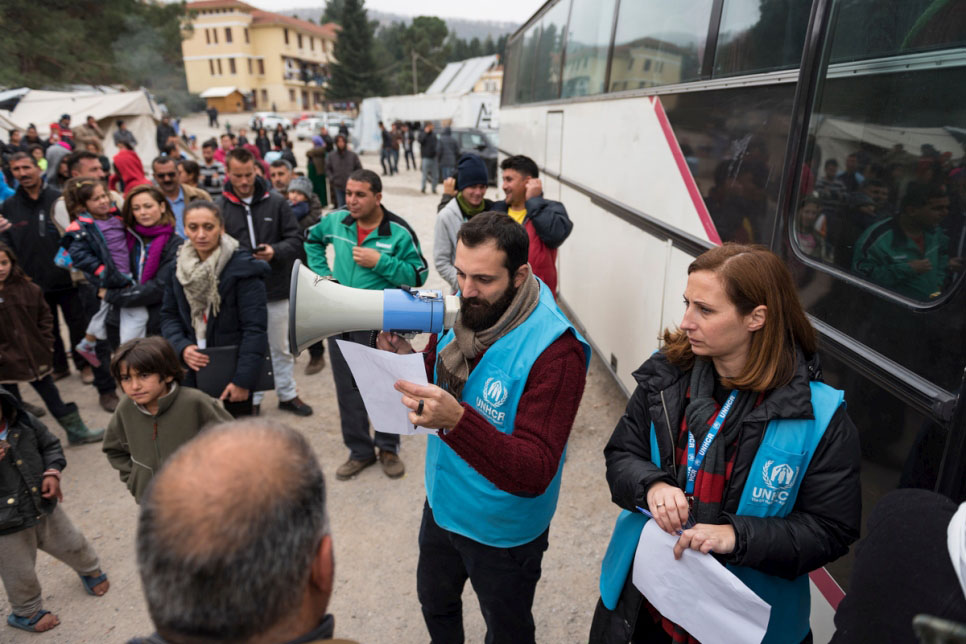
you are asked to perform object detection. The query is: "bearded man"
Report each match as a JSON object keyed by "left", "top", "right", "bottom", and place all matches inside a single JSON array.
[{"left": 377, "top": 211, "right": 590, "bottom": 644}]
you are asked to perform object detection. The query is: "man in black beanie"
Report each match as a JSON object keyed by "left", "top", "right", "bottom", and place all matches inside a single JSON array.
[{"left": 434, "top": 154, "right": 493, "bottom": 292}]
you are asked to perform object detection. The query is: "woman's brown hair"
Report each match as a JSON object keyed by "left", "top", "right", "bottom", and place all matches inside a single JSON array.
[
  {"left": 121, "top": 184, "right": 175, "bottom": 228},
  {"left": 662, "top": 243, "right": 816, "bottom": 391},
  {"left": 0, "top": 242, "right": 28, "bottom": 285}
]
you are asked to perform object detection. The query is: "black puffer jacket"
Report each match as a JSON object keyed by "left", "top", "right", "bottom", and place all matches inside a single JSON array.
[
  {"left": 160, "top": 249, "right": 270, "bottom": 390},
  {"left": 591, "top": 350, "right": 862, "bottom": 642},
  {"left": 104, "top": 233, "right": 184, "bottom": 337},
  {"left": 0, "top": 389, "right": 66, "bottom": 536}
]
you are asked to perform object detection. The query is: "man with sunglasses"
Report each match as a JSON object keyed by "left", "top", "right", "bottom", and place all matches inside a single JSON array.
[{"left": 151, "top": 155, "right": 212, "bottom": 238}]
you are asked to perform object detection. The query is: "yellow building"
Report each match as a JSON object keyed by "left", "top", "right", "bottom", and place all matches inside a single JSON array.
[{"left": 182, "top": 1, "right": 337, "bottom": 112}]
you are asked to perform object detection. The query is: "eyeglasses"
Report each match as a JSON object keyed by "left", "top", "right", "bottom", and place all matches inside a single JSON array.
[{"left": 155, "top": 172, "right": 177, "bottom": 179}]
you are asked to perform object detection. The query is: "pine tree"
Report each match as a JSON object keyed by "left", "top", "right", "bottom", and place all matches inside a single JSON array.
[{"left": 327, "top": 0, "right": 382, "bottom": 100}]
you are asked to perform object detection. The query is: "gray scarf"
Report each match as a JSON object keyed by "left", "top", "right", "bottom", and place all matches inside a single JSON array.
[
  {"left": 437, "top": 266, "right": 540, "bottom": 399},
  {"left": 175, "top": 234, "right": 238, "bottom": 343}
]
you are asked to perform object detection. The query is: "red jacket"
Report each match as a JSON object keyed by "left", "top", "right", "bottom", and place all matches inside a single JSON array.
[{"left": 110, "top": 149, "right": 151, "bottom": 195}]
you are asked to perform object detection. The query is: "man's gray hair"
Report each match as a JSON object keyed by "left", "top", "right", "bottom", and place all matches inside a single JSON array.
[{"left": 136, "top": 420, "right": 329, "bottom": 642}]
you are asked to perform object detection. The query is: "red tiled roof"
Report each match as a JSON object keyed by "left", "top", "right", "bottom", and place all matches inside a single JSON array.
[
  {"left": 251, "top": 10, "right": 338, "bottom": 39},
  {"left": 186, "top": 1, "right": 256, "bottom": 10}
]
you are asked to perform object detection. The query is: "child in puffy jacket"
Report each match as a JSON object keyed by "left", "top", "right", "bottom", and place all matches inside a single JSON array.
[{"left": 61, "top": 179, "right": 134, "bottom": 367}]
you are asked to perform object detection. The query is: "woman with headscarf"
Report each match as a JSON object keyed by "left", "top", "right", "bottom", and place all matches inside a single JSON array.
[
  {"left": 306, "top": 134, "right": 328, "bottom": 207},
  {"left": 44, "top": 145, "right": 71, "bottom": 191},
  {"left": 160, "top": 201, "right": 269, "bottom": 417}
]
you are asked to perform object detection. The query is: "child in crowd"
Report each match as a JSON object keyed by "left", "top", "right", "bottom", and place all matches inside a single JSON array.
[
  {"left": 62, "top": 180, "right": 135, "bottom": 365},
  {"left": 0, "top": 243, "right": 103, "bottom": 444},
  {"left": 102, "top": 337, "right": 232, "bottom": 503},
  {"left": 795, "top": 195, "right": 831, "bottom": 261},
  {"left": 287, "top": 175, "right": 315, "bottom": 224},
  {"left": 0, "top": 388, "right": 109, "bottom": 635},
  {"left": 104, "top": 185, "right": 182, "bottom": 342},
  {"left": 28, "top": 144, "right": 47, "bottom": 172}
]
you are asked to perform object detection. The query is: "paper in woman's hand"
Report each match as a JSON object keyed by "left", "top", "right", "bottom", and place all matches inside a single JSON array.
[
  {"left": 335, "top": 340, "right": 435, "bottom": 436},
  {"left": 632, "top": 519, "right": 771, "bottom": 644}
]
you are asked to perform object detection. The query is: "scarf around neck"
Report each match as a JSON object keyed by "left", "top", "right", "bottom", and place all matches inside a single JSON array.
[
  {"left": 128, "top": 223, "right": 174, "bottom": 284},
  {"left": 437, "top": 266, "right": 540, "bottom": 399},
  {"left": 175, "top": 234, "right": 238, "bottom": 343},
  {"left": 456, "top": 192, "right": 486, "bottom": 218}
]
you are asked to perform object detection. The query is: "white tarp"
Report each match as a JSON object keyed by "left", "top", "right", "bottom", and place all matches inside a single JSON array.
[
  {"left": 6, "top": 89, "right": 164, "bottom": 163},
  {"left": 425, "top": 55, "right": 499, "bottom": 95},
  {"left": 354, "top": 92, "right": 499, "bottom": 154},
  {"left": 815, "top": 116, "right": 965, "bottom": 168}
]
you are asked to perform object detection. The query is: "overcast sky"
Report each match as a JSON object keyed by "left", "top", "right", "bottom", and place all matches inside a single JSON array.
[{"left": 245, "top": 0, "right": 547, "bottom": 25}]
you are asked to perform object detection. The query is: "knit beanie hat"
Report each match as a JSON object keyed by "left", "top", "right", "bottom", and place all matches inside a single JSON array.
[
  {"left": 457, "top": 153, "right": 488, "bottom": 191},
  {"left": 287, "top": 176, "right": 313, "bottom": 200}
]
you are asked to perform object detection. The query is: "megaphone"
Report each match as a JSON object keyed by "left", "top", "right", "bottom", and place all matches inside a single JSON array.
[{"left": 288, "top": 259, "right": 460, "bottom": 355}]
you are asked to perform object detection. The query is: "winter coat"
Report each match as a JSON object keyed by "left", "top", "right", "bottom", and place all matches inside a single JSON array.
[
  {"left": 491, "top": 197, "right": 573, "bottom": 294},
  {"left": 111, "top": 148, "right": 151, "bottom": 195},
  {"left": 62, "top": 213, "right": 134, "bottom": 289},
  {"left": 590, "top": 351, "right": 862, "bottom": 642},
  {"left": 102, "top": 384, "right": 233, "bottom": 503},
  {"left": 156, "top": 122, "right": 177, "bottom": 152},
  {"left": 437, "top": 129, "right": 461, "bottom": 169},
  {"left": 0, "top": 277, "right": 55, "bottom": 383},
  {"left": 103, "top": 232, "right": 184, "bottom": 336},
  {"left": 0, "top": 184, "right": 72, "bottom": 292},
  {"left": 305, "top": 207, "right": 428, "bottom": 290},
  {"left": 0, "top": 389, "right": 66, "bottom": 536},
  {"left": 418, "top": 130, "right": 438, "bottom": 159},
  {"left": 433, "top": 195, "right": 494, "bottom": 292},
  {"left": 160, "top": 249, "right": 270, "bottom": 391},
  {"left": 44, "top": 145, "right": 70, "bottom": 190},
  {"left": 113, "top": 128, "right": 138, "bottom": 149},
  {"left": 217, "top": 175, "right": 302, "bottom": 302},
  {"left": 324, "top": 149, "right": 362, "bottom": 191}
]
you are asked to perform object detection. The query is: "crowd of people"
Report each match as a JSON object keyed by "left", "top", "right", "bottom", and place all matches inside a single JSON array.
[{"left": 0, "top": 112, "right": 962, "bottom": 644}]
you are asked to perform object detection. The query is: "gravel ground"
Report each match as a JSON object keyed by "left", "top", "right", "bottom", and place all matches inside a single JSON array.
[{"left": 2, "top": 112, "right": 629, "bottom": 643}]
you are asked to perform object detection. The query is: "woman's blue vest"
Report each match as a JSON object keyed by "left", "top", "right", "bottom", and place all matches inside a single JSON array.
[
  {"left": 426, "top": 279, "right": 590, "bottom": 548},
  {"left": 598, "top": 381, "right": 844, "bottom": 644}
]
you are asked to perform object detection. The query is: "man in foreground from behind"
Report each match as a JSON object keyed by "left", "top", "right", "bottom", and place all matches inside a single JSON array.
[
  {"left": 377, "top": 212, "right": 590, "bottom": 643},
  {"left": 129, "top": 419, "right": 356, "bottom": 644}
]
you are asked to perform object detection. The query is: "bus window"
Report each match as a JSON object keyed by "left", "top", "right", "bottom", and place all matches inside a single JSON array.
[
  {"left": 514, "top": 21, "right": 543, "bottom": 104},
  {"left": 607, "top": 0, "right": 714, "bottom": 92},
  {"left": 532, "top": 0, "right": 570, "bottom": 102},
  {"left": 796, "top": 3, "right": 966, "bottom": 304},
  {"left": 561, "top": 0, "right": 618, "bottom": 98},
  {"left": 502, "top": 37, "right": 522, "bottom": 106},
  {"left": 829, "top": 0, "right": 966, "bottom": 63},
  {"left": 712, "top": 0, "right": 813, "bottom": 77}
]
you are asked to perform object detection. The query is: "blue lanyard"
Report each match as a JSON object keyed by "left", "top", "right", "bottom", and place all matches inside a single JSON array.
[{"left": 686, "top": 390, "right": 738, "bottom": 496}]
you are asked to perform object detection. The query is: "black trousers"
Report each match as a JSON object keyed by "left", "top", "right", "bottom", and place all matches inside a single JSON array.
[
  {"left": 3, "top": 377, "right": 73, "bottom": 418},
  {"left": 308, "top": 340, "right": 325, "bottom": 359},
  {"left": 417, "top": 500, "right": 549, "bottom": 644},
  {"left": 44, "top": 287, "right": 87, "bottom": 373}
]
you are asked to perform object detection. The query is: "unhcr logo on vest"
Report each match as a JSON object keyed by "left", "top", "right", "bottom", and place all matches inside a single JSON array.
[
  {"left": 750, "top": 459, "right": 799, "bottom": 505},
  {"left": 475, "top": 377, "right": 509, "bottom": 426}
]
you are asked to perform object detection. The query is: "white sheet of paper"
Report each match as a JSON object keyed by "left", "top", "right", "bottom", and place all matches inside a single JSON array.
[
  {"left": 335, "top": 340, "right": 435, "bottom": 436},
  {"left": 632, "top": 519, "right": 771, "bottom": 644}
]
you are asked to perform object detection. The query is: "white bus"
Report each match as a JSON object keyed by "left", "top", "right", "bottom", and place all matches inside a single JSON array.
[{"left": 499, "top": 0, "right": 965, "bottom": 638}]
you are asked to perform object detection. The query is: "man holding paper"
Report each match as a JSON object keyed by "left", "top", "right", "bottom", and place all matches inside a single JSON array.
[
  {"left": 305, "top": 168, "right": 428, "bottom": 481},
  {"left": 376, "top": 212, "right": 590, "bottom": 644}
]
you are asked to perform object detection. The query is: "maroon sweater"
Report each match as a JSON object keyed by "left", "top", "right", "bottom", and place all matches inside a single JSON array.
[{"left": 423, "top": 330, "right": 587, "bottom": 496}]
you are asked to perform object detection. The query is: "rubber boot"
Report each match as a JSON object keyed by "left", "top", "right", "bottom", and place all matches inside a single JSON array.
[{"left": 55, "top": 404, "right": 105, "bottom": 446}]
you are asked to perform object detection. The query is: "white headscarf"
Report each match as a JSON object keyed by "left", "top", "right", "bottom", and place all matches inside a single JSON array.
[{"left": 948, "top": 501, "right": 966, "bottom": 598}]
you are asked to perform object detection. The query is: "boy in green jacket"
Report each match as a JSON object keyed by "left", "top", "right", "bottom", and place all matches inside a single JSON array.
[
  {"left": 102, "top": 337, "right": 232, "bottom": 503},
  {"left": 303, "top": 168, "right": 428, "bottom": 481}
]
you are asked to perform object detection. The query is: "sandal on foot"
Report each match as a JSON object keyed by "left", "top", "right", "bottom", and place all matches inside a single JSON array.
[
  {"left": 79, "top": 571, "right": 108, "bottom": 596},
  {"left": 7, "top": 610, "right": 55, "bottom": 633}
]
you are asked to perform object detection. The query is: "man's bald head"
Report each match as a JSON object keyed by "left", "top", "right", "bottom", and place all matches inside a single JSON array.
[{"left": 137, "top": 420, "right": 329, "bottom": 643}]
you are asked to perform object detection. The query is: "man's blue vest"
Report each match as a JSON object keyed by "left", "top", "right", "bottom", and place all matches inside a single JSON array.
[
  {"left": 598, "top": 381, "right": 844, "bottom": 644},
  {"left": 426, "top": 279, "right": 590, "bottom": 548}
]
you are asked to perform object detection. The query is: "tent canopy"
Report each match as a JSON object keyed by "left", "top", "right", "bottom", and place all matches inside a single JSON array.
[
  {"left": 425, "top": 55, "right": 499, "bottom": 95},
  {"left": 5, "top": 88, "right": 164, "bottom": 164}
]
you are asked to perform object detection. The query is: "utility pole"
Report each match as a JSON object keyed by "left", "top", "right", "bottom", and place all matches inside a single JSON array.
[{"left": 412, "top": 48, "right": 418, "bottom": 94}]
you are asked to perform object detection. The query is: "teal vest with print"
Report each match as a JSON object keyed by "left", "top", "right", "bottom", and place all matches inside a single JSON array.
[
  {"left": 426, "top": 279, "right": 590, "bottom": 548},
  {"left": 598, "top": 381, "right": 844, "bottom": 644}
]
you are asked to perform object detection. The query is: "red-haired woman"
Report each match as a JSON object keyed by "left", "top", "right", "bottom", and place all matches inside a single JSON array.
[{"left": 591, "top": 243, "right": 861, "bottom": 644}]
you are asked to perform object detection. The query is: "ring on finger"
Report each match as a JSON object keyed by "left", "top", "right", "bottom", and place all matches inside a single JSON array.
[
  {"left": 416, "top": 400, "right": 424, "bottom": 416},
  {"left": 655, "top": 502, "right": 665, "bottom": 508}
]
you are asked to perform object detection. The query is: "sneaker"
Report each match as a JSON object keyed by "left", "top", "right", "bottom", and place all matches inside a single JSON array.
[
  {"left": 379, "top": 450, "right": 405, "bottom": 479},
  {"left": 51, "top": 369, "right": 70, "bottom": 382},
  {"left": 279, "top": 396, "right": 313, "bottom": 416},
  {"left": 21, "top": 401, "right": 46, "bottom": 418},
  {"left": 80, "top": 366, "right": 95, "bottom": 385},
  {"left": 98, "top": 391, "right": 118, "bottom": 413},
  {"left": 74, "top": 342, "right": 100, "bottom": 368},
  {"left": 305, "top": 354, "right": 326, "bottom": 375},
  {"left": 336, "top": 456, "right": 377, "bottom": 480}
]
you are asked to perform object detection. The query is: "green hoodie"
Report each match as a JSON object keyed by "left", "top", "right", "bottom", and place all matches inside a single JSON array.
[{"left": 102, "top": 384, "right": 233, "bottom": 503}]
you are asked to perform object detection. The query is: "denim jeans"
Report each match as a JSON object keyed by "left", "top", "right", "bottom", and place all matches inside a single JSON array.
[
  {"left": 335, "top": 189, "right": 347, "bottom": 209},
  {"left": 417, "top": 500, "right": 549, "bottom": 644},
  {"left": 421, "top": 158, "right": 439, "bottom": 192}
]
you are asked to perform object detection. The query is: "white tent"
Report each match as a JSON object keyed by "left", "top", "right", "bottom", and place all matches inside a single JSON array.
[
  {"left": 6, "top": 88, "right": 164, "bottom": 163},
  {"left": 354, "top": 92, "right": 499, "bottom": 154},
  {"left": 815, "top": 116, "right": 965, "bottom": 168}
]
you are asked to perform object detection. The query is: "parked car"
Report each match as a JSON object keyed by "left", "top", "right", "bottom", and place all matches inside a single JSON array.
[
  {"left": 450, "top": 128, "right": 498, "bottom": 186},
  {"left": 325, "top": 113, "right": 354, "bottom": 132},
  {"left": 295, "top": 117, "right": 326, "bottom": 141},
  {"left": 249, "top": 112, "right": 292, "bottom": 131},
  {"left": 291, "top": 111, "right": 316, "bottom": 126}
]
